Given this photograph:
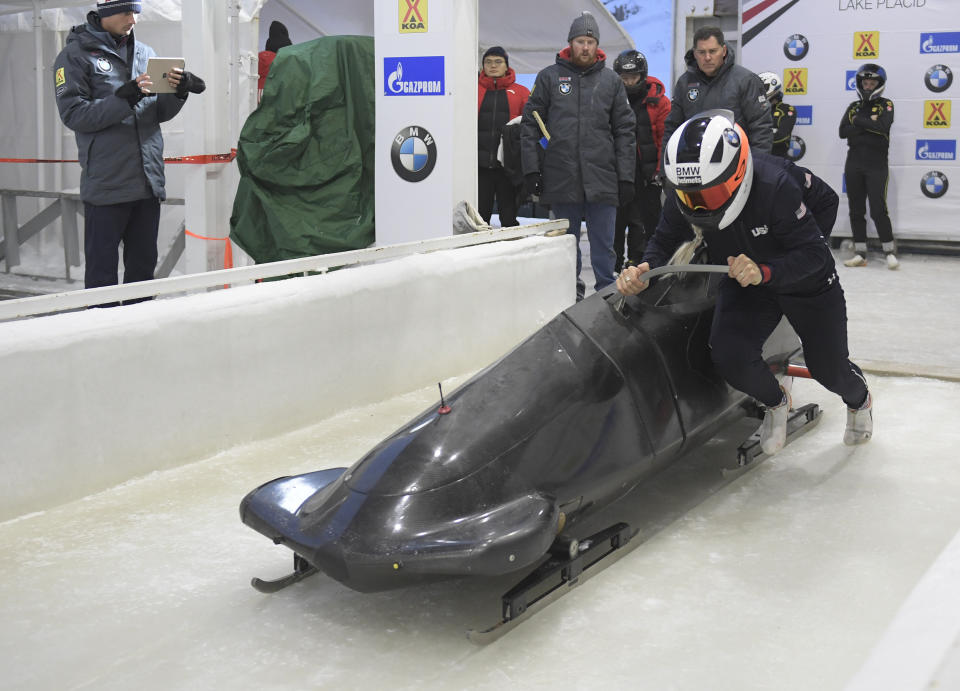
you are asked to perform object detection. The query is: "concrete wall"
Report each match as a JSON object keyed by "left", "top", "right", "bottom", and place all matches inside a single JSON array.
[{"left": 0, "top": 235, "right": 576, "bottom": 521}]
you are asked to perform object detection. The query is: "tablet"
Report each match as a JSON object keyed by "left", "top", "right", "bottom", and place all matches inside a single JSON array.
[{"left": 145, "top": 57, "right": 185, "bottom": 94}]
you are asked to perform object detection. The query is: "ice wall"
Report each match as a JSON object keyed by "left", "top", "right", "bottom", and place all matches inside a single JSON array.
[{"left": 0, "top": 235, "right": 576, "bottom": 521}]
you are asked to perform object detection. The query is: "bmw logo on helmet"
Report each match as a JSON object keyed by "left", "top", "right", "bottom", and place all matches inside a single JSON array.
[
  {"left": 391, "top": 125, "right": 437, "bottom": 182},
  {"left": 921, "top": 170, "right": 949, "bottom": 199},
  {"left": 786, "top": 135, "right": 806, "bottom": 161},
  {"left": 925, "top": 64, "right": 953, "bottom": 93},
  {"left": 687, "top": 87, "right": 700, "bottom": 102},
  {"left": 783, "top": 34, "right": 809, "bottom": 61}
]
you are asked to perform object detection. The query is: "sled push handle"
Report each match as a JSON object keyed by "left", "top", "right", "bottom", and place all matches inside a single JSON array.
[{"left": 613, "top": 264, "right": 730, "bottom": 313}]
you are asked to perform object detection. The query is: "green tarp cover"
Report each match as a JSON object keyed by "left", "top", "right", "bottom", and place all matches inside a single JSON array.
[{"left": 230, "top": 36, "right": 375, "bottom": 262}]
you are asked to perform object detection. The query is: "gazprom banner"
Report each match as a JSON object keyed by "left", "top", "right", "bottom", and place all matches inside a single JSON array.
[{"left": 742, "top": 0, "right": 959, "bottom": 242}]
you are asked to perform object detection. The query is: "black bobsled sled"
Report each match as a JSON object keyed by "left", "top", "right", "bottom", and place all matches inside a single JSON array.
[{"left": 240, "top": 266, "right": 817, "bottom": 600}]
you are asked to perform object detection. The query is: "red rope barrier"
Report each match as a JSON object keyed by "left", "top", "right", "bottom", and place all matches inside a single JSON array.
[{"left": 0, "top": 149, "right": 237, "bottom": 165}]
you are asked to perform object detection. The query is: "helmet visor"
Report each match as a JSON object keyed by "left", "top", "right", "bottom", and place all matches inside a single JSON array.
[{"left": 675, "top": 178, "right": 738, "bottom": 211}]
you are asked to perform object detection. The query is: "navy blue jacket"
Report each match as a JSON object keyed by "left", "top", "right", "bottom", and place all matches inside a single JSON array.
[
  {"left": 53, "top": 12, "right": 186, "bottom": 205},
  {"left": 644, "top": 153, "right": 835, "bottom": 295}
]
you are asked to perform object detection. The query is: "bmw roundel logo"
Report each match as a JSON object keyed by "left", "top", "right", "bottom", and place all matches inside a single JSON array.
[
  {"left": 924, "top": 64, "right": 953, "bottom": 93},
  {"left": 687, "top": 87, "right": 700, "bottom": 101},
  {"left": 559, "top": 82, "right": 571, "bottom": 95},
  {"left": 786, "top": 135, "right": 806, "bottom": 161},
  {"left": 96, "top": 57, "right": 113, "bottom": 73},
  {"left": 921, "top": 170, "right": 949, "bottom": 199},
  {"left": 391, "top": 125, "right": 437, "bottom": 182},
  {"left": 783, "top": 34, "right": 809, "bottom": 61}
]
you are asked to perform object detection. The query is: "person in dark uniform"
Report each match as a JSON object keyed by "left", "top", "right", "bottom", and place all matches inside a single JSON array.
[
  {"left": 612, "top": 49, "right": 671, "bottom": 272},
  {"left": 477, "top": 46, "right": 529, "bottom": 228},
  {"left": 616, "top": 110, "right": 872, "bottom": 454},
  {"left": 758, "top": 71, "right": 796, "bottom": 159},
  {"left": 839, "top": 63, "right": 898, "bottom": 269},
  {"left": 775, "top": 159, "right": 840, "bottom": 240}
]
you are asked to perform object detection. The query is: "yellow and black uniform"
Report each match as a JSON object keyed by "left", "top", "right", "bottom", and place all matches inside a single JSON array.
[
  {"left": 839, "top": 95, "right": 895, "bottom": 251},
  {"left": 770, "top": 100, "right": 796, "bottom": 158}
]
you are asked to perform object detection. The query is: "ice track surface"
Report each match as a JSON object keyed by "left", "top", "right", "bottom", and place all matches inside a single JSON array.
[{"left": 3, "top": 252, "right": 960, "bottom": 690}]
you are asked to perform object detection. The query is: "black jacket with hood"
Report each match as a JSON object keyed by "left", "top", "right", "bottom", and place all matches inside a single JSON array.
[
  {"left": 53, "top": 12, "right": 186, "bottom": 205},
  {"left": 520, "top": 47, "right": 636, "bottom": 206},
  {"left": 664, "top": 48, "right": 773, "bottom": 154}
]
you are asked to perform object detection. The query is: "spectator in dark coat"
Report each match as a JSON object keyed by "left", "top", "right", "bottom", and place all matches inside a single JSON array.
[
  {"left": 53, "top": 0, "right": 204, "bottom": 294},
  {"left": 520, "top": 11, "right": 636, "bottom": 300},
  {"left": 612, "top": 49, "right": 671, "bottom": 272},
  {"left": 663, "top": 26, "right": 772, "bottom": 153},
  {"left": 477, "top": 46, "right": 529, "bottom": 228}
]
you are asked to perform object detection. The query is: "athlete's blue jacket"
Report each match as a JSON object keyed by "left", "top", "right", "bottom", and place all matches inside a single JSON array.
[
  {"left": 643, "top": 153, "right": 835, "bottom": 295},
  {"left": 53, "top": 12, "right": 186, "bottom": 205}
]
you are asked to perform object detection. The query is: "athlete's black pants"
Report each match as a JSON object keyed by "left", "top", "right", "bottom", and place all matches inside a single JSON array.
[
  {"left": 614, "top": 180, "right": 661, "bottom": 272},
  {"left": 709, "top": 276, "right": 868, "bottom": 409},
  {"left": 478, "top": 167, "right": 519, "bottom": 228},
  {"left": 845, "top": 155, "right": 894, "bottom": 246}
]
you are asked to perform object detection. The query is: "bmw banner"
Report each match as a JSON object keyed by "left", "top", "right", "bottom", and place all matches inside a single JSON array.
[
  {"left": 374, "top": 1, "right": 479, "bottom": 245},
  {"left": 742, "top": 0, "right": 959, "bottom": 243}
]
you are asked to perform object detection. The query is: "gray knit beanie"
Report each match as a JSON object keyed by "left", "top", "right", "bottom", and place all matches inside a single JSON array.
[{"left": 568, "top": 11, "right": 599, "bottom": 42}]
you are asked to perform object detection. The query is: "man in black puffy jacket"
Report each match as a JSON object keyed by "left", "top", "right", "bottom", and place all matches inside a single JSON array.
[
  {"left": 520, "top": 12, "right": 636, "bottom": 300},
  {"left": 663, "top": 26, "right": 772, "bottom": 154},
  {"left": 53, "top": 0, "right": 205, "bottom": 295}
]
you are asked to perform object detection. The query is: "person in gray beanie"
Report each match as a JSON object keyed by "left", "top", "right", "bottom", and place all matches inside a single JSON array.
[
  {"left": 53, "top": 1, "right": 206, "bottom": 296},
  {"left": 520, "top": 11, "right": 636, "bottom": 300}
]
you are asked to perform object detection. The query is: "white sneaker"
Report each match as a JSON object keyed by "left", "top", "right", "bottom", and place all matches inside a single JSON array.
[
  {"left": 886, "top": 253, "right": 900, "bottom": 270},
  {"left": 844, "top": 254, "right": 867, "bottom": 267},
  {"left": 760, "top": 387, "right": 792, "bottom": 455},
  {"left": 844, "top": 393, "right": 873, "bottom": 446}
]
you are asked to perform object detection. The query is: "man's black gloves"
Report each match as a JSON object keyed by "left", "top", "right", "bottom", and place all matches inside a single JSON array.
[
  {"left": 524, "top": 173, "right": 543, "bottom": 197},
  {"left": 618, "top": 181, "right": 635, "bottom": 206},
  {"left": 175, "top": 71, "right": 206, "bottom": 99},
  {"left": 115, "top": 80, "right": 146, "bottom": 108}
]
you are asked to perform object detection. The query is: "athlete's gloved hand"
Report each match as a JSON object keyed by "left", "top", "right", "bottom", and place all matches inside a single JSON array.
[
  {"left": 524, "top": 173, "right": 543, "bottom": 197},
  {"left": 115, "top": 79, "right": 146, "bottom": 107},
  {"left": 175, "top": 71, "right": 206, "bottom": 99},
  {"left": 618, "top": 181, "right": 635, "bottom": 206}
]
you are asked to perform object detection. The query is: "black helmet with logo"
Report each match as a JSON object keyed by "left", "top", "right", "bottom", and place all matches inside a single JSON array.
[
  {"left": 855, "top": 63, "right": 887, "bottom": 101},
  {"left": 613, "top": 49, "right": 648, "bottom": 81}
]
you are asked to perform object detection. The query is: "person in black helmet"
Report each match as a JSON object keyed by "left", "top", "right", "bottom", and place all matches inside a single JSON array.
[
  {"left": 612, "top": 49, "right": 671, "bottom": 272},
  {"left": 758, "top": 71, "right": 796, "bottom": 159},
  {"left": 839, "top": 63, "right": 898, "bottom": 269},
  {"left": 616, "top": 110, "right": 872, "bottom": 455}
]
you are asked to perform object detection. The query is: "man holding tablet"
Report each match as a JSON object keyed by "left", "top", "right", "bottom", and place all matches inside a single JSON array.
[{"left": 53, "top": 0, "right": 206, "bottom": 298}]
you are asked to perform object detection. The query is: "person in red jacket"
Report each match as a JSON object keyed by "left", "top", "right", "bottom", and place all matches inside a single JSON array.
[
  {"left": 612, "top": 50, "right": 671, "bottom": 271},
  {"left": 477, "top": 46, "right": 530, "bottom": 228},
  {"left": 258, "top": 21, "right": 292, "bottom": 102}
]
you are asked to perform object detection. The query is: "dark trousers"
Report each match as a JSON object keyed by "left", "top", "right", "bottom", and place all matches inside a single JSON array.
[
  {"left": 845, "top": 156, "right": 894, "bottom": 245},
  {"left": 478, "top": 167, "right": 519, "bottom": 228},
  {"left": 84, "top": 198, "right": 160, "bottom": 290},
  {"left": 709, "top": 277, "right": 868, "bottom": 409},
  {"left": 614, "top": 181, "right": 662, "bottom": 272}
]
